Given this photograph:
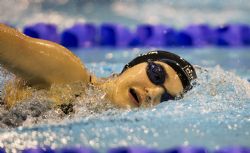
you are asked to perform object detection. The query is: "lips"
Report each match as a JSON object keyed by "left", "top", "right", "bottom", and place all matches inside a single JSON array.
[{"left": 129, "top": 88, "right": 140, "bottom": 106}]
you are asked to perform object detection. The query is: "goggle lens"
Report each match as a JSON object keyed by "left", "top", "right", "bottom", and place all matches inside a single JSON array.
[{"left": 146, "top": 61, "right": 174, "bottom": 102}]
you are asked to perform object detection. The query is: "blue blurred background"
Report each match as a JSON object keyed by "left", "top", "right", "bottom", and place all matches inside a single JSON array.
[
  {"left": 2, "top": 0, "right": 250, "bottom": 48},
  {"left": 1, "top": 0, "right": 250, "bottom": 28},
  {"left": 0, "top": 1, "right": 250, "bottom": 152}
]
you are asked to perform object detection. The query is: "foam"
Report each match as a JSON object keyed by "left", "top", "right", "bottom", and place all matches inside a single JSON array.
[{"left": 0, "top": 65, "right": 249, "bottom": 152}]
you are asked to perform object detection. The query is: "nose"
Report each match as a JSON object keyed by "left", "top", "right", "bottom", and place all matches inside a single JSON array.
[{"left": 145, "top": 86, "right": 165, "bottom": 101}]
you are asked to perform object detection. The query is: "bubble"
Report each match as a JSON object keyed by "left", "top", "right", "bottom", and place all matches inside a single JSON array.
[{"left": 1, "top": 63, "right": 250, "bottom": 151}]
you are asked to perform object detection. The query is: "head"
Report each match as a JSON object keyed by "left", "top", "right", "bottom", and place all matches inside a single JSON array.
[{"left": 103, "top": 50, "right": 197, "bottom": 108}]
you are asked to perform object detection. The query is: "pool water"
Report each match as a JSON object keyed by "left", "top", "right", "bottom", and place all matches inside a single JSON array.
[{"left": 0, "top": 48, "right": 250, "bottom": 152}]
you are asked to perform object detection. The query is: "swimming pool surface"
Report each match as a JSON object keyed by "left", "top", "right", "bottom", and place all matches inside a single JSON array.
[
  {"left": 1, "top": 0, "right": 250, "bottom": 152},
  {"left": 0, "top": 48, "right": 249, "bottom": 152}
]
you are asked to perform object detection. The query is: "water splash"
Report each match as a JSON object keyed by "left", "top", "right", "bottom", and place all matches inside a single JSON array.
[
  {"left": 0, "top": 69, "right": 117, "bottom": 128},
  {"left": 0, "top": 65, "right": 249, "bottom": 152}
]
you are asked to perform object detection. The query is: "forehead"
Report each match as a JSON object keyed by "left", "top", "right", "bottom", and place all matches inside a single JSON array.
[{"left": 154, "top": 61, "right": 184, "bottom": 96}]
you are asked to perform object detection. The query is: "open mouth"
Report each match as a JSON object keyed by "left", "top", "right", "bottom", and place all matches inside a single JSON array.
[{"left": 129, "top": 88, "right": 140, "bottom": 105}]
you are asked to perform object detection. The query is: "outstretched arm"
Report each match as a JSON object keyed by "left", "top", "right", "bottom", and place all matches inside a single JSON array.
[{"left": 0, "top": 24, "right": 90, "bottom": 88}]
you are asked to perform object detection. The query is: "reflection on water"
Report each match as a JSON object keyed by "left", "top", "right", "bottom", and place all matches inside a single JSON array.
[
  {"left": 1, "top": 0, "right": 250, "bottom": 151},
  {"left": 0, "top": 62, "right": 249, "bottom": 152},
  {"left": 1, "top": 0, "right": 250, "bottom": 28}
]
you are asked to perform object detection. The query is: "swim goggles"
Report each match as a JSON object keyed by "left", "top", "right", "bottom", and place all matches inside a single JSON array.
[
  {"left": 146, "top": 61, "right": 175, "bottom": 102},
  {"left": 121, "top": 50, "right": 197, "bottom": 102}
]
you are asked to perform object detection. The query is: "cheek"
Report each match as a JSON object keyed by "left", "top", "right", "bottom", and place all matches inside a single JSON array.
[
  {"left": 111, "top": 80, "right": 133, "bottom": 108},
  {"left": 112, "top": 79, "right": 130, "bottom": 102},
  {"left": 117, "top": 72, "right": 145, "bottom": 89},
  {"left": 120, "top": 76, "right": 150, "bottom": 91},
  {"left": 111, "top": 75, "right": 141, "bottom": 102}
]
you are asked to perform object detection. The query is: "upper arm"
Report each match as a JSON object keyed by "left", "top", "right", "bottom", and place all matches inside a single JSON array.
[{"left": 0, "top": 24, "right": 90, "bottom": 88}]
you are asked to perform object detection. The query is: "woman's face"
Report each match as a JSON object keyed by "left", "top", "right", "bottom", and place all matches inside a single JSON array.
[{"left": 109, "top": 61, "right": 184, "bottom": 108}]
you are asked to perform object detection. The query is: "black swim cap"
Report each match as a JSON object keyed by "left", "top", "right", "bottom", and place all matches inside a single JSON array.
[{"left": 121, "top": 50, "right": 197, "bottom": 92}]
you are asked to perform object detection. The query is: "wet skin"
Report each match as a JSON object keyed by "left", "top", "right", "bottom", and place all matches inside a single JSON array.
[
  {"left": 0, "top": 24, "right": 183, "bottom": 108},
  {"left": 0, "top": 24, "right": 90, "bottom": 89},
  {"left": 100, "top": 62, "right": 184, "bottom": 108}
]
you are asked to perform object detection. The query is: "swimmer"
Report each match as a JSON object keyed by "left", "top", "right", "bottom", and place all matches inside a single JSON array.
[{"left": 0, "top": 24, "right": 197, "bottom": 108}]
